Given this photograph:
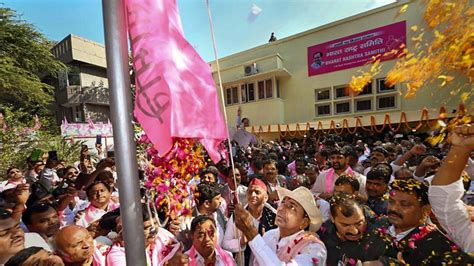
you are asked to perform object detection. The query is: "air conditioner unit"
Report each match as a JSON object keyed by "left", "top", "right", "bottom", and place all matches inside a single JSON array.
[{"left": 244, "top": 63, "right": 258, "bottom": 76}]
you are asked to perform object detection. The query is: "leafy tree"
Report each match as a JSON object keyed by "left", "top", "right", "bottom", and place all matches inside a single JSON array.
[
  {"left": 0, "top": 7, "right": 66, "bottom": 129},
  {"left": 0, "top": 107, "right": 84, "bottom": 177}
]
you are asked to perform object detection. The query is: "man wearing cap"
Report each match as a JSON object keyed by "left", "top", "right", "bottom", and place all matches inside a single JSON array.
[
  {"left": 234, "top": 186, "right": 326, "bottom": 265},
  {"left": 312, "top": 147, "right": 366, "bottom": 199},
  {"left": 223, "top": 178, "right": 277, "bottom": 265}
]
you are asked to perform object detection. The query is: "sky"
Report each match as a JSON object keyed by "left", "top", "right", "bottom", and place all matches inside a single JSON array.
[{"left": 2, "top": 0, "right": 396, "bottom": 62}]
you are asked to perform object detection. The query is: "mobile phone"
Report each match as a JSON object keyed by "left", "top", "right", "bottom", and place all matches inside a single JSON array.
[
  {"left": 48, "top": 151, "right": 58, "bottom": 161},
  {"left": 96, "top": 135, "right": 102, "bottom": 145},
  {"left": 107, "top": 150, "right": 115, "bottom": 158},
  {"left": 30, "top": 149, "right": 43, "bottom": 161},
  {"left": 75, "top": 172, "right": 91, "bottom": 191}
]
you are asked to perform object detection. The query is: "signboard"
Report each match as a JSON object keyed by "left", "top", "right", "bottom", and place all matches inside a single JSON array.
[{"left": 308, "top": 21, "right": 406, "bottom": 76}]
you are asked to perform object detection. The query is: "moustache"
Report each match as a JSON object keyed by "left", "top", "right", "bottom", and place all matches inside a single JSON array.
[
  {"left": 345, "top": 232, "right": 360, "bottom": 237},
  {"left": 387, "top": 210, "right": 403, "bottom": 219}
]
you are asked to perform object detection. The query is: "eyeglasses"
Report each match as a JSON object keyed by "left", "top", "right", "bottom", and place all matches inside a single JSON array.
[{"left": 8, "top": 169, "right": 21, "bottom": 175}]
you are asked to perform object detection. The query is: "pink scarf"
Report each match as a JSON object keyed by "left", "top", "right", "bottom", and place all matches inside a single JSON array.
[
  {"left": 187, "top": 246, "right": 235, "bottom": 266},
  {"left": 77, "top": 201, "right": 120, "bottom": 227},
  {"left": 325, "top": 166, "right": 354, "bottom": 193},
  {"left": 276, "top": 231, "right": 324, "bottom": 263}
]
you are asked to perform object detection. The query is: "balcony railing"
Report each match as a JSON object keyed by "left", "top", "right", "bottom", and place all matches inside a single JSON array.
[{"left": 57, "top": 85, "right": 110, "bottom": 106}]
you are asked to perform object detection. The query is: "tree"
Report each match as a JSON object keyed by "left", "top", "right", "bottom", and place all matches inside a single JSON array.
[
  {"left": 349, "top": 0, "right": 473, "bottom": 105},
  {"left": 0, "top": 7, "right": 66, "bottom": 129}
]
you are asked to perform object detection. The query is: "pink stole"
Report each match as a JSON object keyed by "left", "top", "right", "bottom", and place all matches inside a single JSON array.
[
  {"left": 276, "top": 231, "right": 324, "bottom": 263},
  {"left": 81, "top": 201, "right": 120, "bottom": 227},
  {"left": 188, "top": 246, "right": 235, "bottom": 266},
  {"left": 325, "top": 166, "right": 354, "bottom": 192}
]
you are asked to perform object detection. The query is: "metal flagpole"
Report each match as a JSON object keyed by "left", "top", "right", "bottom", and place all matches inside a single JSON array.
[{"left": 101, "top": 0, "right": 147, "bottom": 265}]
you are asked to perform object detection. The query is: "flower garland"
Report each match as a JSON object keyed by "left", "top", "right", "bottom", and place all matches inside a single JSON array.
[{"left": 137, "top": 133, "right": 207, "bottom": 220}]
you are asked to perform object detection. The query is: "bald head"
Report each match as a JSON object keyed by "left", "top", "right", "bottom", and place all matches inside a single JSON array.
[{"left": 55, "top": 225, "right": 93, "bottom": 264}]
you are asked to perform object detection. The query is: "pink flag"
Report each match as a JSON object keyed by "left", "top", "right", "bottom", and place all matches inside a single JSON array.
[{"left": 126, "top": 0, "right": 227, "bottom": 162}]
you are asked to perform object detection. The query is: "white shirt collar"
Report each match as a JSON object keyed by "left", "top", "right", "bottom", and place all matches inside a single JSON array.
[{"left": 388, "top": 225, "right": 416, "bottom": 242}]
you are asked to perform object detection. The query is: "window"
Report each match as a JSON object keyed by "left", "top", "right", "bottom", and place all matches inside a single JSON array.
[
  {"left": 68, "top": 73, "right": 81, "bottom": 86},
  {"left": 276, "top": 80, "right": 280, "bottom": 98},
  {"left": 334, "top": 85, "right": 349, "bottom": 98},
  {"left": 258, "top": 79, "right": 273, "bottom": 100},
  {"left": 265, "top": 79, "right": 273, "bottom": 98},
  {"left": 377, "top": 95, "right": 396, "bottom": 109},
  {"left": 377, "top": 78, "right": 395, "bottom": 92},
  {"left": 240, "top": 83, "right": 255, "bottom": 103},
  {"left": 73, "top": 105, "right": 83, "bottom": 122},
  {"left": 357, "top": 82, "right": 372, "bottom": 96},
  {"left": 315, "top": 88, "right": 330, "bottom": 101},
  {"left": 316, "top": 104, "right": 331, "bottom": 116},
  {"left": 335, "top": 101, "right": 350, "bottom": 114},
  {"left": 355, "top": 99, "right": 372, "bottom": 112},
  {"left": 225, "top": 87, "right": 239, "bottom": 105}
]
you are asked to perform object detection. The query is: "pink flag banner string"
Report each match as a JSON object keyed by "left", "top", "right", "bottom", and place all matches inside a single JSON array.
[
  {"left": 126, "top": 0, "right": 227, "bottom": 163},
  {"left": 60, "top": 120, "right": 113, "bottom": 137}
]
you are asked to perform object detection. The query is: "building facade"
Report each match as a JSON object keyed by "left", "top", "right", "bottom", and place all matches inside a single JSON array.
[
  {"left": 51, "top": 34, "right": 110, "bottom": 123},
  {"left": 210, "top": 0, "right": 466, "bottom": 140}
]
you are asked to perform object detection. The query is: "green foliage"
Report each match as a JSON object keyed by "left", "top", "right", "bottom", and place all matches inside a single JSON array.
[
  {"left": 0, "top": 108, "right": 83, "bottom": 177},
  {"left": 0, "top": 7, "right": 65, "bottom": 129}
]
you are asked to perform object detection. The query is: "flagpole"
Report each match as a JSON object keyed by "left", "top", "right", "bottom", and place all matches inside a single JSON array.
[
  {"left": 205, "top": 1, "right": 244, "bottom": 265},
  {"left": 102, "top": 0, "right": 147, "bottom": 265}
]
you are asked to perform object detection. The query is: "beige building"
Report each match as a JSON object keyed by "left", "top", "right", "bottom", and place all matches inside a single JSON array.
[
  {"left": 210, "top": 0, "right": 465, "bottom": 141},
  {"left": 51, "top": 34, "right": 110, "bottom": 123}
]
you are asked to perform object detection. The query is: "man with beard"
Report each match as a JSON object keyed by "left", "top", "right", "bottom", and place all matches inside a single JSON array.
[
  {"left": 319, "top": 195, "right": 389, "bottom": 265},
  {"left": 191, "top": 182, "right": 226, "bottom": 247},
  {"left": 376, "top": 179, "right": 474, "bottom": 264},
  {"left": 363, "top": 147, "right": 389, "bottom": 176},
  {"left": 312, "top": 148, "right": 366, "bottom": 200},
  {"left": 261, "top": 159, "right": 286, "bottom": 207},
  {"left": 22, "top": 203, "right": 60, "bottom": 249},
  {"left": 365, "top": 163, "right": 392, "bottom": 215},
  {"left": 0, "top": 209, "right": 25, "bottom": 265},
  {"left": 234, "top": 186, "right": 326, "bottom": 265},
  {"left": 223, "top": 178, "right": 277, "bottom": 265}
]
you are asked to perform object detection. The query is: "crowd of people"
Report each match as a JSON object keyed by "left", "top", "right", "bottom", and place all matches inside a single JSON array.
[{"left": 0, "top": 115, "right": 473, "bottom": 265}]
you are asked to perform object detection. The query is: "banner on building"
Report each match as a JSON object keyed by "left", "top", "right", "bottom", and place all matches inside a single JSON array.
[{"left": 308, "top": 21, "right": 406, "bottom": 76}]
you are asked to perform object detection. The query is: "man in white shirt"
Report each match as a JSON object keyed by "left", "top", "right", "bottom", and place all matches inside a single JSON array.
[
  {"left": 429, "top": 123, "right": 474, "bottom": 253},
  {"left": 234, "top": 186, "right": 327, "bottom": 265},
  {"left": 232, "top": 106, "right": 258, "bottom": 148},
  {"left": 312, "top": 147, "right": 366, "bottom": 199}
]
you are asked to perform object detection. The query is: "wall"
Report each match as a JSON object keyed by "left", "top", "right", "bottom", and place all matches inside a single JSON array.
[{"left": 211, "top": 0, "right": 466, "bottom": 131}]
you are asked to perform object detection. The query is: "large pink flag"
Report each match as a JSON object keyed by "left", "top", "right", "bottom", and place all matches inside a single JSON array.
[{"left": 126, "top": 0, "right": 228, "bottom": 162}]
